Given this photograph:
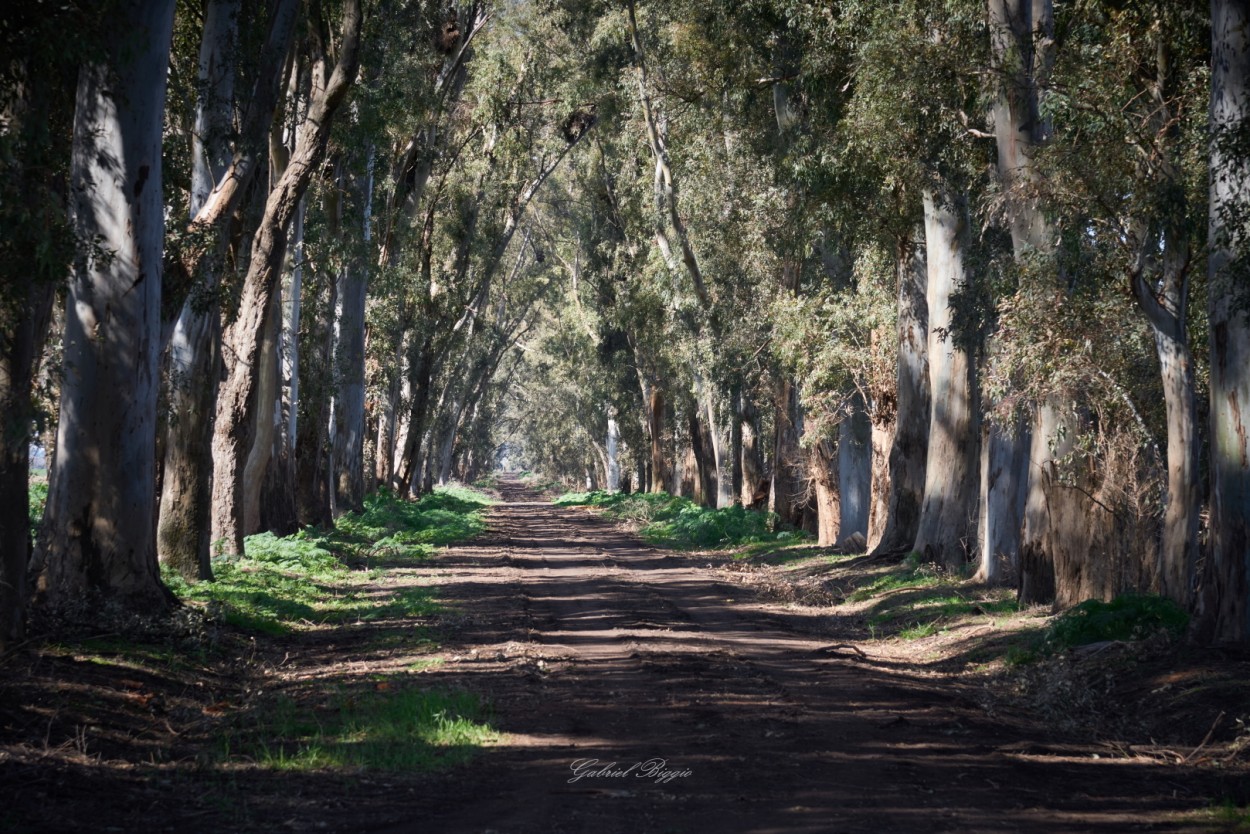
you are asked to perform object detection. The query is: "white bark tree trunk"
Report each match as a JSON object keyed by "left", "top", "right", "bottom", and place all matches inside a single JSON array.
[
  {"left": 333, "top": 155, "right": 372, "bottom": 513},
  {"left": 838, "top": 389, "right": 872, "bottom": 547},
  {"left": 606, "top": 411, "right": 621, "bottom": 492},
  {"left": 914, "top": 189, "right": 980, "bottom": 567},
  {"left": 242, "top": 290, "right": 281, "bottom": 535},
  {"left": 977, "top": 418, "right": 1030, "bottom": 584},
  {"left": 1203, "top": 0, "right": 1250, "bottom": 642},
  {"left": 35, "top": 0, "right": 176, "bottom": 608},
  {"left": 988, "top": 0, "right": 1062, "bottom": 598}
]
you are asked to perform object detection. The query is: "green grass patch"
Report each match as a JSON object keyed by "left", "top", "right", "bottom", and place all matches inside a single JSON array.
[
  {"left": 898, "top": 621, "right": 942, "bottom": 640},
  {"left": 54, "top": 635, "right": 208, "bottom": 674},
  {"left": 336, "top": 487, "right": 494, "bottom": 557},
  {"left": 239, "top": 686, "right": 498, "bottom": 773},
  {"left": 868, "top": 590, "right": 1018, "bottom": 626},
  {"left": 1209, "top": 801, "right": 1250, "bottom": 830},
  {"left": 166, "top": 486, "right": 492, "bottom": 634},
  {"left": 1000, "top": 594, "right": 1189, "bottom": 666},
  {"left": 555, "top": 489, "right": 804, "bottom": 550},
  {"left": 1042, "top": 594, "right": 1189, "bottom": 651},
  {"left": 848, "top": 556, "right": 949, "bottom": 603},
  {"left": 471, "top": 472, "right": 499, "bottom": 489}
]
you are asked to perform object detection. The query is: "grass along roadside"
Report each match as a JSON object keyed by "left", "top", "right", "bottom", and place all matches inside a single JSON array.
[
  {"left": 554, "top": 489, "right": 805, "bottom": 550},
  {"left": 159, "top": 484, "right": 503, "bottom": 775},
  {"left": 165, "top": 487, "right": 493, "bottom": 635},
  {"left": 227, "top": 686, "right": 499, "bottom": 773}
]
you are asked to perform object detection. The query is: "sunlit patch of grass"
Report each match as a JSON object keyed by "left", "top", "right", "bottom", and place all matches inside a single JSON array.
[
  {"left": 848, "top": 564, "right": 945, "bottom": 602},
  {"left": 555, "top": 489, "right": 807, "bottom": 550},
  {"left": 335, "top": 586, "right": 441, "bottom": 623},
  {"left": 997, "top": 594, "right": 1191, "bottom": 666},
  {"left": 166, "top": 547, "right": 345, "bottom": 640},
  {"left": 238, "top": 687, "right": 498, "bottom": 773},
  {"left": 164, "top": 486, "right": 494, "bottom": 634},
  {"left": 870, "top": 591, "right": 1018, "bottom": 625},
  {"left": 898, "top": 621, "right": 942, "bottom": 640},
  {"left": 336, "top": 487, "right": 494, "bottom": 557}
]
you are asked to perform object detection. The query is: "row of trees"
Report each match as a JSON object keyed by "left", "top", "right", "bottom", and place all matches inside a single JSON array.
[
  {"left": 0, "top": 0, "right": 590, "bottom": 647},
  {"left": 502, "top": 0, "right": 1250, "bottom": 643},
  {"left": 0, "top": 0, "right": 1247, "bottom": 647}
]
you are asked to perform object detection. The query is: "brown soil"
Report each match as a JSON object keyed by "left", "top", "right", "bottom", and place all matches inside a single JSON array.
[{"left": 1, "top": 478, "right": 1246, "bottom": 833}]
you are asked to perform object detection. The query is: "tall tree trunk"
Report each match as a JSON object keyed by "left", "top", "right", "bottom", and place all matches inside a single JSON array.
[
  {"left": 988, "top": 0, "right": 1062, "bottom": 597},
  {"left": 1130, "top": 241, "right": 1198, "bottom": 607},
  {"left": 977, "top": 417, "right": 1030, "bottom": 584},
  {"left": 740, "top": 394, "right": 765, "bottom": 506},
  {"left": 396, "top": 335, "right": 434, "bottom": 496},
  {"left": 730, "top": 383, "right": 744, "bottom": 504},
  {"left": 1202, "top": 0, "right": 1250, "bottom": 642},
  {"left": 649, "top": 387, "right": 668, "bottom": 493},
  {"left": 688, "top": 408, "right": 713, "bottom": 506},
  {"left": 838, "top": 389, "right": 872, "bottom": 547},
  {"left": 332, "top": 156, "right": 372, "bottom": 514},
  {"left": 243, "top": 289, "right": 281, "bottom": 534},
  {"left": 606, "top": 410, "right": 621, "bottom": 491},
  {"left": 872, "top": 235, "right": 930, "bottom": 556},
  {"left": 1, "top": 282, "right": 55, "bottom": 646},
  {"left": 157, "top": 0, "right": 238, "bottom": 581},
  {"left": 260, "top": 198, "right": 304, "bottom": 536},
  {"left": 211, "top": 0, "right": 362, "bottom": 556},
  {"left": 375, "top": 355, "right": 403, "bottom": 489},
  {"left": 698, "top": 374, "right": 734, "bottom": 508},
  {"left": 34, "top": 0, "right": 176, "bottom": 609},
  {"left": 1018, "top": 402, "right": 1073, "bottom": 604},
  {"left": 296, "top": 268, "right": 338, "bottom": 528},
  {"left": 867, "top": 401, "right": 895, "bottom": 552},
  {"left": 159, "top": 310, "right": 223, "bottom": 577},
  {"left": 770, "top": 377, "right": 805, "bottom": 525},
  {"left": 0, "top": 47, "right": 68, "bottom": 646},
  {"left": 811, "top": 438, "right": 840, "bottom": 546},
  {"left": 914, "top": 189, "right": 980, "bottom": 567}
]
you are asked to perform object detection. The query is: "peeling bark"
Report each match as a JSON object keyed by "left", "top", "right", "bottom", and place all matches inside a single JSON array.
[
  {"left": 211, "top": 0, "right": 362, "bottom": 557},
  {"left": 34, "top": 0, "right": 176, "bottom": 610}
]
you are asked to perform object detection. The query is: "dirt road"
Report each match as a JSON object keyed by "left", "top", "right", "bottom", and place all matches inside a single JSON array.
[{"left": 376, "top": 481, "right": 1214, "bottom": 833}]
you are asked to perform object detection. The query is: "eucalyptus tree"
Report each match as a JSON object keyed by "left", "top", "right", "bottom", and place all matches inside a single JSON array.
[
  {"left": 839, "top": 1, "right": 987, "bottom": 565},
  {"left": 211, "top": 0, "right": 363, "bottom": 558},
  {"left": 0, "top": 3, "right": 81, "bottom": 644},
  {"left": 1205, "top": 0, "right": 1250, "bottom": 642},
  {"left": 1037, "top": 1, "right": 1208, "bottom": 605},
  {"left": 33, "top": 0, "right": 177, "bottom": 610},
  {"left": 983, "top": 0, "right": 1071, "bottom": 602},
  {"left": 158, "top": 0, "right": 301, "bottom": 577}
]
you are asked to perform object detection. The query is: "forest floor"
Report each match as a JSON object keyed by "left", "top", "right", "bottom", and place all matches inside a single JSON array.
[{"left": 1, "top": 477, "right": 1248, "bottom": 832}]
